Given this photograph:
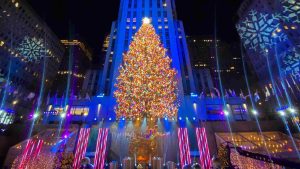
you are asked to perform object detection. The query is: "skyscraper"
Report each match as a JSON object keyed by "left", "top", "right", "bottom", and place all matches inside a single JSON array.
[
  {"left": 100, "top": 0, "right": 195, "bottom": 96},
  {"left": 52, "top": 40, "right": 93, "bottom": 98},
  {"left": 98, "top": 0, "right": 198, "bottom": 118},
  {"left": 44, "top": 0, "right": 249, "bottom": 124},
  {"left": 0, "top": 0, "right": 64, "bottom": 125}
]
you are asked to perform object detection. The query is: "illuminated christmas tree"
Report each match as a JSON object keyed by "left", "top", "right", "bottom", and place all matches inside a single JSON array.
[{"left": 114, "top": 18, "right": 178, "bottom": 119}]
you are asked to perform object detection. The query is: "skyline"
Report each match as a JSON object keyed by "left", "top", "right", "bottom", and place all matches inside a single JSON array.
[{"left": 27, "top": 0, "right": 243, "bottom": 51}]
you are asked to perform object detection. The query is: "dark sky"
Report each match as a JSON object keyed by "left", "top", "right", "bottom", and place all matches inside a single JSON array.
[{"left": 27, "top": 0, "right": 243, "bottom": 52}]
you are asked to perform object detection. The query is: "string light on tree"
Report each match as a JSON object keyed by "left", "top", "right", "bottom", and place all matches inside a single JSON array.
[{"left": 114, "top": 20, "right": 179, "bottom": 119}]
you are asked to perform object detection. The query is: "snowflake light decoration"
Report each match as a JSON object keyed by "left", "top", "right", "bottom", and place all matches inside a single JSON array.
[
  {"left": 236, "top": 10, "right": 286, "bottom": 52},
  {"left": 282, "top": 47, "right": 300, "bottom": 80},
  {"left": 17, "top": 36, "right": 44, "bottom": 62},
  {"left": 281, "top": 0, "right": 300, "bottom": 24}
]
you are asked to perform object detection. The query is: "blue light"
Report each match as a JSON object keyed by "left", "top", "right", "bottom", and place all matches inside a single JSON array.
[
  {"left": 94, "top": 118, "right": 97, "bottom": 121},
  {"left": 179, "top": 117, "right": 182, "bottom": 120},
  {"left": 109, "top": 117, "right": 112, "bottom": 121},
  {"left": 122, "top": 117, "right": 125, "bottom": 121},
  {"left": 164, "top": 117, "right": 168, "bottom": 121},
  {"left": 190, "top": 92, "right": 198, "bottom": 97},
  {"left": 193, "top": 117, "right": 196, "bottom": 120},
  {"left": 97, "top": 93, "right": 105, "bottom": 98}
]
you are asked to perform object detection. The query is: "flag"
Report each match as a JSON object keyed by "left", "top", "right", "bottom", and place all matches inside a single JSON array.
[
  {"left": 214, "top": 88, "right": 220, "bottom": 97},
  {"left": 232, "top": 90, "right": 236, "bottom": 97},
  {"left": 26, "top": 92, "right": 35, "bottom": 100},
  {"left": 224, "top": 89, "right": 229, "bottom": 98},
  {"left": 240, "top": 90, "right": 245, "bottom": 99},
  {"left": 254, "top": 90, "right": 260, "bottom": 102},
  {"left": 264, "top": 86, "right": 270, "bottom": 101},
  {"left": 46, "top": 92, "right": 50, "bottom": 105}
]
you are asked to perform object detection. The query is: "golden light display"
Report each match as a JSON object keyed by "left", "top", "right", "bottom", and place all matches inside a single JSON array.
[{"left": 114, "top": 21, "right": 178, "bottom": 119}]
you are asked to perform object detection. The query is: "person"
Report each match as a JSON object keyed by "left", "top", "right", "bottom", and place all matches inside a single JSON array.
[{"left": 80, "top": 157, "right": 94, "bottom": 169}]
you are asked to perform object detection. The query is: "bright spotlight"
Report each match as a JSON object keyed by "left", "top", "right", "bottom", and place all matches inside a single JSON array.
[
  {"left": 109, "top": 117, "right": 112, "bottom": 121},
  {"left": 164, "top": 117, "right": 168, "bottom": 121},
  {"left": 193, "top": 117, "right": 196, "bottom": 120},
  {"left": 33, "top": 113, "right": 39, "bottom": 119},
  {"left": 179, "top": 117, "right": 182, "bottom": 120},
  {"left": 252, "top": 110, "right": 258, "bottom": 115},
  {"left": 122, "top": 117, "right": 125, "bottom": 121},
  {"left": 279, "top": 111, "right": 285, "bottom": 116},
  {"left": 143, "top": 17, "right": 151, "bottom": 24},
  {"left": 60, "top": 113, "right": 66, "bottom": 118},
  {"left": 289, "top": 108, "right": 296, "bottom": 114},
  {"left": 224, "top": 110, "right": 229, "bottom": 116}
]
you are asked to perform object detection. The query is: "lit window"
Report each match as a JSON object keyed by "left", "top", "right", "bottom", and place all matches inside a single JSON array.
[{"left": 70, "top": 107, "right": 89, "bottom": 116}]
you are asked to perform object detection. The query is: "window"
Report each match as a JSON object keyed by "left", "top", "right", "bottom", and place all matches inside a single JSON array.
[{"left": 70, "top": 107, "right": 89, "bottom": 116}]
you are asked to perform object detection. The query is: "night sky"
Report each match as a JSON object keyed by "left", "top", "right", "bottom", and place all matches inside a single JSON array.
[{"left": 27, "top": 0, "right": 243, "bottom": 52}]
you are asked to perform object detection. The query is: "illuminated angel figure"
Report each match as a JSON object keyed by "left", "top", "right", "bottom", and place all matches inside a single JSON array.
[
  {"left": 114, "top": 18, "right": 179, "bottom": 119},
  {"left": 17, "top": 36, "right": 44, "bottom": 62}
]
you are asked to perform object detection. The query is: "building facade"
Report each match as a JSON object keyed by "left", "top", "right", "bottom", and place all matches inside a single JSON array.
[
  {"left": 44, "top": 0, "right": 249, "bottom": 125},
  {"left": 186, "top": 36, "right": 244, "bottom": 91},
  {"left": 51, "top": 40, "right": 92, "bottom": 98},
  {"left": 236, "top": 0, "right": 300, "bottom": 105},
  {"left": 0, "top": 0, "right": 64, "bottom": 127}
]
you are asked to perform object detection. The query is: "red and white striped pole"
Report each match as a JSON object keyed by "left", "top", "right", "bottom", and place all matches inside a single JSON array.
[
  {"left": 94, "top": 128, "right": 109, "bottom": 169},
  {"left": 18, "top": 139, "right": 44, "bottom": 169},
  {"left": 73, "top": 128, "right": 91, "bottom": 169},
  {"left": 178, "top": 128, "right": 191, "bottom": 168},
  {"left": 196, "top": 127, "right": 211, "bottom": 169}
]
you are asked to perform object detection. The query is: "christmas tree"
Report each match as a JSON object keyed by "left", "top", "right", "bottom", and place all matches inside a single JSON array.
[{"left": 114, "top": 18, "right": 178, "bottom": 119}]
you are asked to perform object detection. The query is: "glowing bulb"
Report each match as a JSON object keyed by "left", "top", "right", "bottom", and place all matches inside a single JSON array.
[
  {"left": 60, "top": 113, "right": 66, "bottom": 118},
  {"left": 289, "top": 108, "right": 296, "bottom": 114},
  {"left": 137, "top": 117, "right": 140, "bottom": 121},
  {"left": 12, "top": 100, "right": 18, "bottom": 105},
  {"left": 164, "top": 117, "right": 168, "bottom": 121},
  {"left": 279, "top": 111, "right": 285, "bottom": 116},
  {"left": 252, "top": 110, "right": 258, "bottom": 115},
  {"left": 193, "top": 117, "right": 196, "bottom": 120},
  {"left": 122, "top": 117, "right": 125, "bottom": 121},
  {"left": 109, "top": 117, "right": 112, "bottom": 121},
  {"left": 33, "top": 113, "right": 39, "bottom": 119},
  {"left": 179, "top": 117, "right": 182, "bottom": 120},
  {"left": 143, "top": 17, "right": 151, "bottom": 24},
  {"left": 224, "top": 110, "right": 229, "bottom": 116}
]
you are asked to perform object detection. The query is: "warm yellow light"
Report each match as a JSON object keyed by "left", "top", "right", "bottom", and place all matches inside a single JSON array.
[
  {"left": 15, "top": 2, "right": 19, "bottom": 8},
  {"left": 0, "top": 41, "right": 4, "bottom": 46},
  {"left": 142, "top": 17, "right": 151, "bottom": 24},
  {"left": 12, "top": 100, "right": 18, "bottom": 105}
]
